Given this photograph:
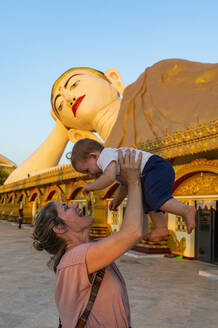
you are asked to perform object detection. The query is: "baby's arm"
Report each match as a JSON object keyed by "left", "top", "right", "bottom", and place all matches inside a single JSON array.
[
  {"left": 109, "top": 183, "right": 128, "bottom": 211},
  {"left": 83, "top": 161, "right": 116, "bottom": 193}
]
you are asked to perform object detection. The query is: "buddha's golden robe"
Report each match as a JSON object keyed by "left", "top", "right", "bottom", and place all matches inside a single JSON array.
[{"left": 105, "top": 59, "right": 218, "bottom": 147}]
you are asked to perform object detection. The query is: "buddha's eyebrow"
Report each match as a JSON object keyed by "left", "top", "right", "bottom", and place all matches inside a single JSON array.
[
  {"left": 54, "top": 94, "right": 61, "bottom": 110},
  {"left": 54, "top": 94, "right": 61, "bottom": 105},
  {"left": 53, "top": 94, "right": 61, "bottom": 119},
  {"left": 64, "top": 74, "right": 83, "bottom": 88}
]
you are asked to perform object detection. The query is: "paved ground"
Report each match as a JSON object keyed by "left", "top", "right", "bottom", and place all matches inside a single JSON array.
[{"left": 0, "top": 220, "right": 218, "bottom": 328}]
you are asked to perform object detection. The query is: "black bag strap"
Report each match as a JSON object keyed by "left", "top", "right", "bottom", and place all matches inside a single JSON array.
[
  {"left": 58, "top": 317, "right": 62, "bottom": 328},
  {"left": 58, "top": 267, "right": 105, "bottom": 328}
]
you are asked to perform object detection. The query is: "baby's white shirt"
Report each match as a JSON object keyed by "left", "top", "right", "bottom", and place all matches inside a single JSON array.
[{"left": 97, "top": 148, "right": 153, "bottom": 176}]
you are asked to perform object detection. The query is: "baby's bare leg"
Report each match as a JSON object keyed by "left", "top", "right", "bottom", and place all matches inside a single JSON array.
[
  {"left": 160, "top": 198, "right": 196, "bottom": 234},
  {"left": 146, "top": 211, "right": 168, "bottom": 242}
]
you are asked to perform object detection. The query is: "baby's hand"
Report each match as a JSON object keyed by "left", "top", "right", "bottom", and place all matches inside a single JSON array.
[
  {"left": 109, "top": 198, "right": 121, "bottom": 211},
  {"left": 82, "top": 183, "right": 93, "bottom": 194}
]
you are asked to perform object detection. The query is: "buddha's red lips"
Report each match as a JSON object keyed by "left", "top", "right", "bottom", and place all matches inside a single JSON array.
[{"left": 72, "top": 95, "right": 86, "bottom": 117}]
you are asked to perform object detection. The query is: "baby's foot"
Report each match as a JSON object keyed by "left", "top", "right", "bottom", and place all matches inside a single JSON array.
[
  {"left": 145, "top": 228, "right": 169, "bottom": 242},
  {"left": 184, "top": 206, "right": 196, "bottom": 234}
]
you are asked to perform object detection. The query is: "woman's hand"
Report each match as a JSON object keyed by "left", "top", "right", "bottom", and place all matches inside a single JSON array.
[{"left": 118, "top": 149, "right": 142, "bottom": 185}]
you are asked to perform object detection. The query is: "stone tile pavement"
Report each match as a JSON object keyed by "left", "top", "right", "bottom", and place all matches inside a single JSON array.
[{"left": 0, "top": 220, "right": 218, "bottom": 328}]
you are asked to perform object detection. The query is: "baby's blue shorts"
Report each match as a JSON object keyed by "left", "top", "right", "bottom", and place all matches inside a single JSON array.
[{"left": 141, "top": 155, "right": 175, "bottom": 213}]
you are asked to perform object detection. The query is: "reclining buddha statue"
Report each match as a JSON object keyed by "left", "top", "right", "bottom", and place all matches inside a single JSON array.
[{"left": 5, "top": 58, "right": 218, "bottom": 184}]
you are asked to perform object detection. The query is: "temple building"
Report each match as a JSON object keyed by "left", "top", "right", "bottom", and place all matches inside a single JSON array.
[
  {"left": 0, "top": 59, "right": 218, "bottom": 263},
  {"left": 0, "top": 154, "right": 16, "bottom": 185},
  {"left": 0, "top": 154, "right": 16, "bottom": 168}
]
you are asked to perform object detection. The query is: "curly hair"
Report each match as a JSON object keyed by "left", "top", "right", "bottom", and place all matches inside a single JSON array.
[{"left": 32, "top": 202, "right": 67, "bottom": 272}]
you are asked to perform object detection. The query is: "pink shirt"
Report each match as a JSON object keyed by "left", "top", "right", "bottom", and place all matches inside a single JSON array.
[{"left": 55, "top": 243, "right": 131, "bottom": 328}]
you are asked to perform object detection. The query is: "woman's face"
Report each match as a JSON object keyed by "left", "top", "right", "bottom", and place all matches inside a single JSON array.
[
  {"left": 51, "top": 69, "right": 119, "bottom": 130},
  {"left": 55, "top": 201, "right": 94, "bottom": 233}
]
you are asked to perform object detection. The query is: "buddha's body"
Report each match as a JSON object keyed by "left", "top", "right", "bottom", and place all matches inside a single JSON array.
[{"left": 5, "top": 59, "right": 218, "bottom": 184}]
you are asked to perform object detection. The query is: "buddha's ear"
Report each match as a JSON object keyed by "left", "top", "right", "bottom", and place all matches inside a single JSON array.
[{"left": 104, "top": 68, "right": 125, "bottom": 95}]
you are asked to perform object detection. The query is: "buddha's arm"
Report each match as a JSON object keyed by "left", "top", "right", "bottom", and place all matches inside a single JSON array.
[{"left": 4, "top": 121, "right": 69, "bottom": 184}]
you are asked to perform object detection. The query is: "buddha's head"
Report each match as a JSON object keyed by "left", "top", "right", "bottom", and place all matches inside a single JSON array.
[{"left": 51, "top": 67, "right": 124, "bottom": 130}]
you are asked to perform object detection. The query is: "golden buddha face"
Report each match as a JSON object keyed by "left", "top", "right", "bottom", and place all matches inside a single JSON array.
[{"left": 51, "top": 68, "right": 119, "bottom": 130}]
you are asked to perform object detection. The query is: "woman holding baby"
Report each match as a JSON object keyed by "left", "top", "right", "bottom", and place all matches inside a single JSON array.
[{"left": 33, "top": 150, "right": 144, "bottom": 328}]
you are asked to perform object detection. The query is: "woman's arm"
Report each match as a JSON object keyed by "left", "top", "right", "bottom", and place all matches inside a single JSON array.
[{"left": 86, "top": 150, "right": 144, "bottom": 273}]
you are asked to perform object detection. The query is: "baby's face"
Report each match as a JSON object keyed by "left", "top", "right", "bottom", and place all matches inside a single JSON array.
[
  {"left": 51, "top": 69, "right": 119, "bottom": 130},
  {"left": 75, "top": 156, "right": 102, "bottom": 178}
]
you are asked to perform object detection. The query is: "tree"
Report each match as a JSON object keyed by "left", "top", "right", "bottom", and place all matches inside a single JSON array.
[{"left": 0, "top": 167, "right": 14, "bottom": 185}]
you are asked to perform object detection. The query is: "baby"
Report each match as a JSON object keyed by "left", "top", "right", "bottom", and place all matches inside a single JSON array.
[{"left": 69, "top": 138, "right": 196, "bottom": 241}]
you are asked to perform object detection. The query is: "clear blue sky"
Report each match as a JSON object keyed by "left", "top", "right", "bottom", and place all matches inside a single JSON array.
[{"left": 1, "top": 0, "right": 218, "bottom": 166}]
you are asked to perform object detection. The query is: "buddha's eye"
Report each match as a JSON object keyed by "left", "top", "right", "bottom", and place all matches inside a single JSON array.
[
  {"left": 58, "top": 102, "right": 63, "bottom": 111},
  {"left": 70, "top": 80, "right": 80, "bottom": 89}
]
